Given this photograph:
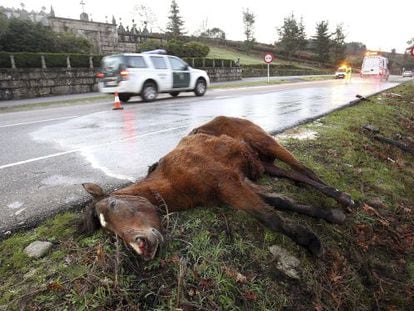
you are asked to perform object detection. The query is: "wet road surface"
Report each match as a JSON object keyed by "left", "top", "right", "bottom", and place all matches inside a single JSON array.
[{"left": 0, "top": 77, "right": 404, "bottom": 235}]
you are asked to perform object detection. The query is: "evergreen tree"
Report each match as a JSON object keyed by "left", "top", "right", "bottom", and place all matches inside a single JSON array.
[
  {"left": 313, "top": 20, "right": 331, "bottom": 64},
  {"left": 242, "top": 8, "right": 255, "bottom": 43},
  {"left": 330, "top": 24, "right": 346, "bottom": 65},
  {"left": 277, "top": 13, "right": 306, "bottom": 61},
  {"left": 166, "top": 0, "right": 185, "bottom": 38}
]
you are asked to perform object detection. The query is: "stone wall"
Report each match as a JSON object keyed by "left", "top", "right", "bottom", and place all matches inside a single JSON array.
[
  {"left": 0, "top": 68, "right": 98, "bottom": 100},
  {"left": 205, "top": 67, "right": 242, "bottom": 82},
  {"left": 241, "top": 67, "right": 331, "bottom": 78},
  {"left": 0, "top": 67, "right": 242, "bottom": 100}
]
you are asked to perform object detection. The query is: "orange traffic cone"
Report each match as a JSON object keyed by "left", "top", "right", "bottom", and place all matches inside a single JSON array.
[{"left": 112, "top": 91, "right": 124, "bottom": 110}]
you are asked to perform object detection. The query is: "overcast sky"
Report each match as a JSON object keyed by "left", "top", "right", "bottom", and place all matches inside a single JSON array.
[{"left": 2, "top": 0, "right": 413, "bottom": 53}]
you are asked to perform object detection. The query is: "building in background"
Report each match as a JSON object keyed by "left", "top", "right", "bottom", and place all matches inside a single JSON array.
[{"left": 0, "top": 5, "right": 164, "bottom": 54}]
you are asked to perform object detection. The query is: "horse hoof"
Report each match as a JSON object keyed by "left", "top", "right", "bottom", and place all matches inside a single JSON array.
[
  {"left": 326, "top": 209, "right": 346, "bottom": 224},
  {"left": 338, "top": 192, "right": 354, "bottom": 207},
  {"left": 292, "top": 226, "right": 323, "bottom": 257}
]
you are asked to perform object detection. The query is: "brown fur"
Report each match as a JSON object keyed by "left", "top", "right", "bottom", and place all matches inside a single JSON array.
[{"left": 82, "top": 116, "right": 352, "bottom": 258}]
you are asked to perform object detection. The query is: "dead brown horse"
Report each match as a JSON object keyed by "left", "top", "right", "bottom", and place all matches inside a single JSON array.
[{"left": 82, "top": 116, "right": 353, "bottom": 260}]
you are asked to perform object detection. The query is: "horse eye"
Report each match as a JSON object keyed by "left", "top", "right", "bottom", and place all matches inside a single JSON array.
[{"left": 109, "top": 200, "right": 116, "bottom": 209}]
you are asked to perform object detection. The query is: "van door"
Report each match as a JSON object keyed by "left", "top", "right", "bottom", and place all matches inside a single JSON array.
[
  {"left": 168, "top": 56, "right": 190, "bottom": 89},
  {"left": 149, "top": 56, "right": 172, "bottom": 91}
]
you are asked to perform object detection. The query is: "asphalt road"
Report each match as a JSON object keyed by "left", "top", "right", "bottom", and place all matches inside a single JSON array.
[{"left": 0, "top": 76, "right": 405, "bottom": 236}]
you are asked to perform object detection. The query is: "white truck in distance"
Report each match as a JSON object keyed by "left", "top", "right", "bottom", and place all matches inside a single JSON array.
[{"left": 360, "top": 52, "right": 389, "bottom": 80}]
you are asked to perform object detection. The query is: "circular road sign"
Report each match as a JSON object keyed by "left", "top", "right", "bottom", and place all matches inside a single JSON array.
[{"left": 264, "top": 53, "right": 274, "bottom": 64}]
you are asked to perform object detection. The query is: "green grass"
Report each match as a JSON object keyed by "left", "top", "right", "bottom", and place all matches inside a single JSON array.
[
  {"left": 207, "top": 45, "right": 324, "bottom": 70},
  {"left": 1, "top": 82, "right": 413, "bottom": 310},
  {"left": 207, "top": 46, "right": 264, "bottom": 65}
]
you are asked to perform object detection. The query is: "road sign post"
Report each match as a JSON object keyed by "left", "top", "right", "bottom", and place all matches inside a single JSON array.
[{"left": 264, "top": 53, "right": 274, "bottom": 83}]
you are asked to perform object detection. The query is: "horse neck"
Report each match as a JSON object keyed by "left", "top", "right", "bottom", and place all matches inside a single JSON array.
[{"left": 113, "top": 177, "right": 176, "bottom": 210}]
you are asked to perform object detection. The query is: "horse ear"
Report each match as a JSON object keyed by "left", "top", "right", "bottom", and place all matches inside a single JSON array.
[{"left": 82, "top": 183, "right": 105, "bottom": 198}]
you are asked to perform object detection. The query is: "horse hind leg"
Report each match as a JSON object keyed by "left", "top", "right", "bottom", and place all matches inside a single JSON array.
[
  {"left": 262, "top": 162, "right": 354, "bottom": 208},
  {"left": 218, "top": 179, "right": 323, "bottom": 256},
  {"left": 259, "top": 193, "right": 346, "bottom": 224}
]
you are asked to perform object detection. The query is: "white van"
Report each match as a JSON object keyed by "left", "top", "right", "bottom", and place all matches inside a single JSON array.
[
  {"left": 360, "top": 53, "right": 389, "bottom": 80},
  {"left": 97, "top": 51, "right": 210, "bottom": 102}
]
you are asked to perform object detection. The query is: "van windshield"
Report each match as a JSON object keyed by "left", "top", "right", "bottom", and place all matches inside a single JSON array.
[{"left": 362, "top": 57, "right": 380, "bottom": 69}]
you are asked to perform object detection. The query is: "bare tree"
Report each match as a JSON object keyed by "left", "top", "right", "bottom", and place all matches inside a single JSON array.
[{"left": 133, "top": 2, "right": 159, "bottom": 32}]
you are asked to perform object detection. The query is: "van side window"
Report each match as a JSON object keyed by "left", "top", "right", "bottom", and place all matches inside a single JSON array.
[
  {"left": 127, "top": 56, "right": 147, "bottom": 68},
  {"left": 168, "top": 57, "right": 188, "bottom": 71},
  {"left": 150, "top": 56, "right": 167, "bottom": 69}
]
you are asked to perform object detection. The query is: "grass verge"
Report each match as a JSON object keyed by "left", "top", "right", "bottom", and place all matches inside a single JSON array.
[{"left": 1, "top": 83, "right": 413, "bottom": 310}]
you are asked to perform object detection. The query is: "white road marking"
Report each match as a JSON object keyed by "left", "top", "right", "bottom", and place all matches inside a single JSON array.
[
  {"left": 214, "top": 96, "right": 233, "bottom": 99},
  {"left": 0, "top": 150, "right": 79, "bottom": 170},
  {"left": 0, "top": 116, "right": 79, "bottom": 129},
  {"left": 14, "top": 208, "right": 26, "bottom": 216},
  {"left": 8, "top": 201, "right": 24, "bottom": 209},
  {"left": 0, "top": 125, "right": 188, "bottom": 170}
]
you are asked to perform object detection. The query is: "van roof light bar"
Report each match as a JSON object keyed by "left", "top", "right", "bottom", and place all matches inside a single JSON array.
[{"left": 142, "top": 49, "right": 167, "bottom": 55}]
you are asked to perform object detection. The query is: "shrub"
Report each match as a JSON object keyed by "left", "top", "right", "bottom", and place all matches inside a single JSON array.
[
  {"left": 182, "top": 41, "right": 209, "bottom": 58},
  {"left": 166, "top": 39, "right": 185, "bottom": 56},
  {"left": 138, "top": 40, "right": 166, "bottom": 53},
  {"left": 0, "top": 18, "right": 91, "bottom": 53},
  {"left": 165, "top": 40, "right": 210, "bottom": 58}
]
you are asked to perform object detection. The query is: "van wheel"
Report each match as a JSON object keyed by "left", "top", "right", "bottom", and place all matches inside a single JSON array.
[
  {"left": 119, "top": 94, "right": 131, "bottom": 102},
  {"left": 194, "top": 78, "right": 207, "bottom": 96},
  {"left": 141, "top": 81, "right": 158, "bottom": 102},
  {"left": 169, "top": 91, "right": 180, "bottom": 97}
]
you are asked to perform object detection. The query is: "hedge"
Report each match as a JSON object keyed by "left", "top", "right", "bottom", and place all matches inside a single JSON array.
[
  {"left": 138, "top": 39, "right": 210, "bottom": 58},
  {"left": 0, "top": 52, "right": 103, "bottom": 69},
  {"left": 0, "top": 52, "right": 233, "bottom": 69},
  {"left": 0, "top": 53, "right": 11, "bottom": 68}
]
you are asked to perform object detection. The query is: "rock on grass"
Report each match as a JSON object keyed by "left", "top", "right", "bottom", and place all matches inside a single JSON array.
[
  {"left": 269, "top": 245, "right": 301, "bottom": 279},
  {"left": 24, "top": 241, "right": 52, "bottom": 258}
]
